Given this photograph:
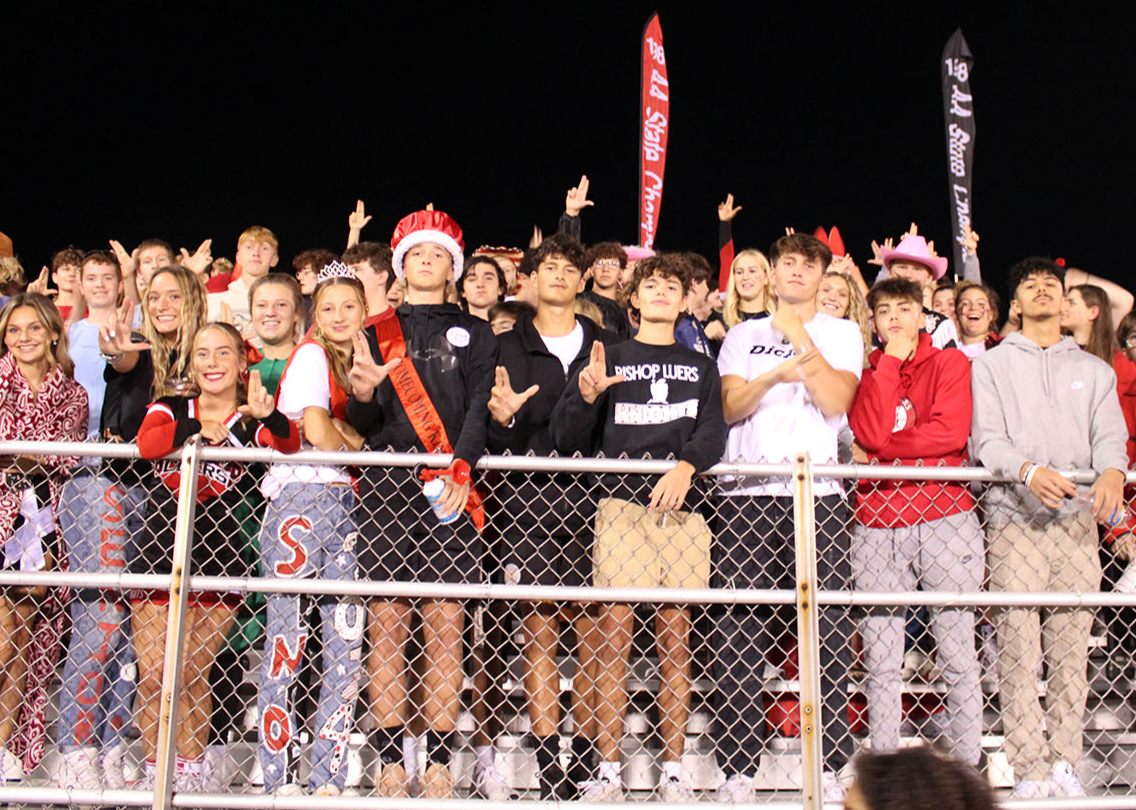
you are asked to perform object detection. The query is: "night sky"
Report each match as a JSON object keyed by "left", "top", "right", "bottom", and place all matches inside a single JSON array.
[{"left": 6, "top": 4, "right": 1134, "bottom": 297}]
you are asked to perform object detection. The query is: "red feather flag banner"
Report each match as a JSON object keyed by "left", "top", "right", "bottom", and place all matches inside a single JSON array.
[{"left": 639, "top": 12, "right": 669, "bottom": 249}]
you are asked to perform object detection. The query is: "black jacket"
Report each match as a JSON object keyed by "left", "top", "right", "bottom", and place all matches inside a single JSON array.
[
  {"left": 487, "top": 312, "right": 619, "bottom": 456},
  {"left": 346, "top": 303, "right": 497, "bottom": 469}
]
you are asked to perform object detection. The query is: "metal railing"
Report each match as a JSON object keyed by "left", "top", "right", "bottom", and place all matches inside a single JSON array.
[{"left": 0, "top": 440, "right": 1134, "bottom": 808}]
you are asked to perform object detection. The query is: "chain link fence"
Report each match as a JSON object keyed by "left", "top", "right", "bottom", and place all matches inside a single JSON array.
[{"left": 0, "top": 440, "right": 1135, "bottom": 808}]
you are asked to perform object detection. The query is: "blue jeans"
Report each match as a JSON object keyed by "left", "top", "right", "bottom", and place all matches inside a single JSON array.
[
  {"left": 56, "top": 471, "right": 145, "bottom": 751},
  {"left": 257, "top": 484, "right": 364, "bottom": 791}
]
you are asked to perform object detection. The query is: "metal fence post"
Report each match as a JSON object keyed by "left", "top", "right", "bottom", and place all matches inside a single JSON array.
[
  {"left": 793, "top": 452, "right": 823, "bottom": 810},
  {"left": 153, "top": 436, "right": 203, "bottom": 810}
]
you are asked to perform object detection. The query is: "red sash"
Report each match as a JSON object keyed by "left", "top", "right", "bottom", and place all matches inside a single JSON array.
[{"left": 373, "top": 316, "right": 485, "bottom": 531}]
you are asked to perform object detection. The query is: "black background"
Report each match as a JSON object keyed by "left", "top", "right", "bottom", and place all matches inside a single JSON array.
[{"left": 5, "top": 3, "right": 1134, "bottom": 296}]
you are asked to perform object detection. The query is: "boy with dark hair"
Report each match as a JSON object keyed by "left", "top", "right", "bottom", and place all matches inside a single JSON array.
[
  {"left": 50, "top": 246, "right": 83, "bottom": 318},
  {"left": 460, "top": 257, "right": 506, "bottom": 321},
  {"left": 346, "top": 207, "right": 497, "bottom": 800},
  {"left": 551, "top": 253, "right": 727, "bottom": 802},
  {"left": 487, "top": 232, "right": 616, "bottom": 799},
  {"left": 675, "top": 252, "right": 717, "bottom": 358},
  {"left": 848, "top": 278, "right": 983, "bottom": 766},
  {"left": 714, "top": 232, "right": 862, "bottom": 803},
  {"left": 487, "top": 300, "right": 535, "bottom": 335},
  {"left": 581, "top": 242, "right": 632, "bottom": 339},
  {"left": 342, "top": 241, "right": 395, "bottom": 323},
  {"left": 972, "top": 256, "right": 1128, "bottom": 798},
  {"left": 292, "top": 249, "right": 337, "bottom": 297},
  {"left": 879, "top": 233, "right": 958, "bottom": 349}
]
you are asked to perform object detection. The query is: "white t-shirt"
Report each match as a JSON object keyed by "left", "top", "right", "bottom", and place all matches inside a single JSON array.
[
  {"left": 262, "top": 343, "right": 350, "bottom": 498},
  {"left": 957, "top": 340, "right": 987, "bottom": 360},
  {"left": 207, "top": 277, "right": 254, "bottom": 335},
  {"left": 540, "top": 323, "right": 584, "bottom": 375},
  {"left": 68, "top": 320, "right": 105, "bottom": 439},
  {"left": 717, "top": 312, "right": 864, "bottom": 497}
]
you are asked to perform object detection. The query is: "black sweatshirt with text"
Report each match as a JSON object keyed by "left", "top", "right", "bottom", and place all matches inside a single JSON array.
[{"left": 550, "top": 339, "right": 726, "bottom": 509}]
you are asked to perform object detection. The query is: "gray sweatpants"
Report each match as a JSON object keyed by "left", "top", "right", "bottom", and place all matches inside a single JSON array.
[{"left": 851, "top": 511, "right": 984, "bottom": 765}]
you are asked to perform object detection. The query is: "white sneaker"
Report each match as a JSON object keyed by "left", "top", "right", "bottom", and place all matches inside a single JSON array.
[
  {"left": 823, "top": 770, "right": 849, "bottom": 802},
  {"left": 902, "top": 649, "right": 928, "bottom": 680},
  {"left": 100, "top": 742, "right": 128, "bottom": 790},
  {"left": 1011, "top": 779, "right": 1051, "bottom": 798},
  {"left": 1051, "top": 760, "right": 1087, "bottom": 797},
  {"left": 58, "top": 747, "right": 103, "bottom": 790},
  {"left": 717, "top": 774, "right": 757, "bottom": 804},
  {"left": 658, "top": 774, "right": 696, "bottom": 803},
  {"left": 173, "top": 770, "right": 205, "bottom": 794},
  {"left": 473, "top": 760, "right": 517, "bottom": 800},
  {"left": 201, "top": 744, "right": 236, "bottom": 792},
  {"left": 0, "top": 746, "right": 24, "bottom": 782},
  {"left": 273, "top": 782, "right": 307, "bottom": 796},
  {"left": 578, "top": 777, "right": 626, "bottom": 802},
  {"left": 313, "top": 783, "right": 341, "bottom": 796}
]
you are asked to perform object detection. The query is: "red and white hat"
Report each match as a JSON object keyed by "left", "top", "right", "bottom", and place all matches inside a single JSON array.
[
  {"left": 391, "top": 209, "right": 465, "bottom": 280},
  {"left": 880, "top": 234, "right": 949, "bottom": 280}
]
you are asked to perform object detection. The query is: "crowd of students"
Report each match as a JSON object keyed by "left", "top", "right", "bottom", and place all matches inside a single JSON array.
[{"left": 0, "top": 180, "right": 1133, "bottom": 803}]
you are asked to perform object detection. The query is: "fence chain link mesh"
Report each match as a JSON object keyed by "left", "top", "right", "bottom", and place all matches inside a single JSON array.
[{"left": 0, "top": 442, "right": 1134, "bottom": 807}]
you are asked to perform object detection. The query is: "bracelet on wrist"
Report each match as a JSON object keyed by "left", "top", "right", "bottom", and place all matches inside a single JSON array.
[{"left": 99, "top": 351, "right": 125, "bottom": 363}]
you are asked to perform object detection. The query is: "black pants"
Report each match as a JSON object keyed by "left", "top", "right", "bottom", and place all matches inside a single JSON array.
[{"left": 711, "top": 494, "right": 853, "bottom": 777}]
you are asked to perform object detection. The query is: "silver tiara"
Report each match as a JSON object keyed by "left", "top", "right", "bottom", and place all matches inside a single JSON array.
[{"left": 317, "top": 260, "right": 356, "bottom": 283}]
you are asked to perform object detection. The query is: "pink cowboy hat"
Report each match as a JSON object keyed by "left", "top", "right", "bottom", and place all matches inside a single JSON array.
[{"left": 880, "top": 234, "right": 948, "bottom": 280}]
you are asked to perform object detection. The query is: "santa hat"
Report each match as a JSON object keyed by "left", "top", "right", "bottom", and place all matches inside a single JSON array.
[
  {"left": 880, "top": 234, "right": 949, "bottom": 280},
  {"left": 391, "top": 209, "right": 465, "bottom": 280}
]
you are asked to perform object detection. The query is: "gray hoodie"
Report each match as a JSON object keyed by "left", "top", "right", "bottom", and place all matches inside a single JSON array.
[{"left": 971, "top": 332, "right": 1128, "bottom": 524}]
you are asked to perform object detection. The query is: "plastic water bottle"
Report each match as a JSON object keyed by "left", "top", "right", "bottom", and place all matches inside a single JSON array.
[
  {"left": 1115, "top": 557, "right": 1136, "bottom": 595},
  {"left": 423, "top": 479, "right": 460, "bottom": 525}
]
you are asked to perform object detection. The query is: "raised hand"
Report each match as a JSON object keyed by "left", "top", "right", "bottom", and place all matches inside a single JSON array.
[
  {"left": 488, "top": 366, "right": 540, "bottom": 426},
  {"left": 565, "top": 174, "right": 594, "bottom": 216},
  {"left": 717, "top": 193, "right": 742, "bottom": 222},
  {"left": 348, "top": 332, "right": 401, "bottom": 401},
  {"left": 868, "top": 238, "right": 893, "bottom": 267},
  {"left": 902, "top": 222, "right": 919, "bottom": 239},
  {"left": 529, "top": 225, "right": 544, "bottom": 249},
  {"left": 27, "top": 266, "right": 53, "bottom": 296},
  {"left": 349, "top": 200, "right": 372, "bottom": 232},
  {"left": 784, "top": 226, "right": 796, "bottom": 236},
  {"left": 961, "top": 225, "right": 980, "bottom": 257},
  {"left": 180, "top": 239, "right": 213, "bottom": 275},
  {"left": 98, "top": 300, "right": 150, "bottom": 357},
  {"left": 829, "top": 254, "right": 853, "bottom": 277},
  {"left": 109, "top": 239, "right": 138, "bottom": 276},
  {"left": 218, "top": 301, "right": 234, "bottom": 325},
  {"left": 238, "top": 370, "right": 275, "bottom": 419},
  {"left": 578, "top": 341, "right": 625, "bottom": 404}
]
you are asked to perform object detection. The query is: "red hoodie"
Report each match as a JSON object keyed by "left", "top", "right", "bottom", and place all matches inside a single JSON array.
[{"left": 849, "top": 332, "right": 974, "bottom": 527}]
